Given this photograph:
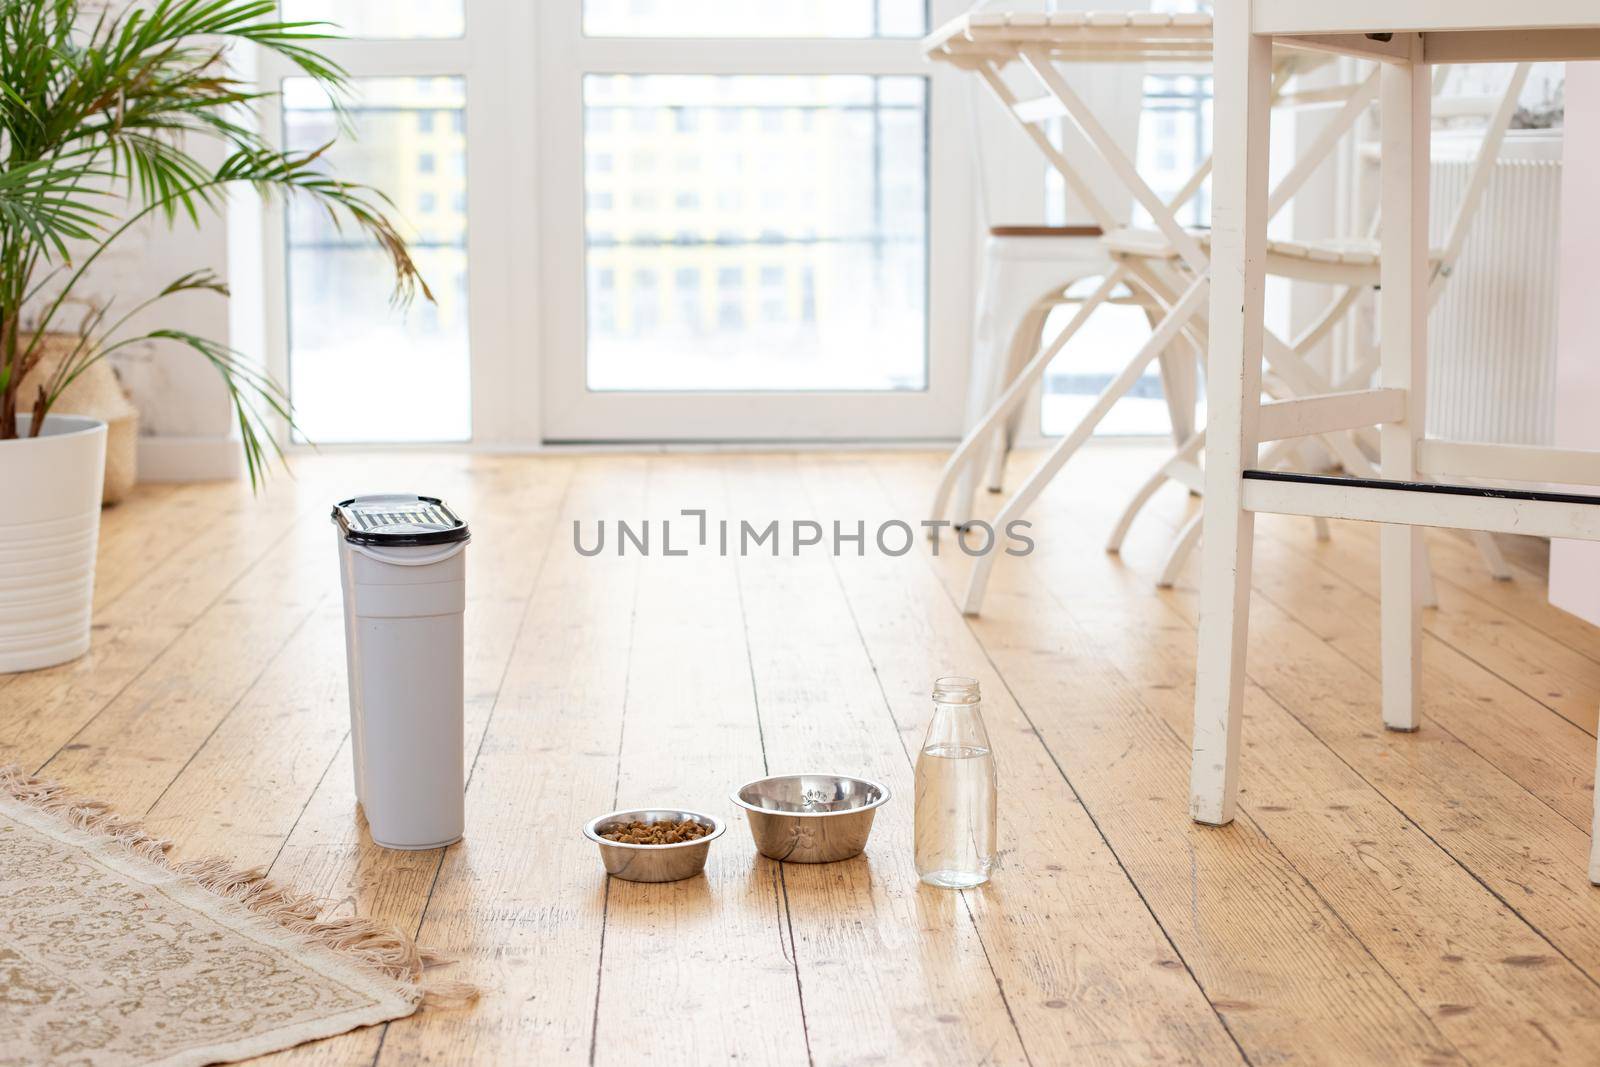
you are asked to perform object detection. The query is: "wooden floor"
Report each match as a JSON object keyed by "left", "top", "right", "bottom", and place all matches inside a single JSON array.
[{"left": 7, "top": 443, "right": 1600, "bottom": 1066}]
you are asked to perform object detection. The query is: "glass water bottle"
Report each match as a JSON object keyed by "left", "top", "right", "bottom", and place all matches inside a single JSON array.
[{"left": 914, "top": 676, "right": 997, "bottom": 888}]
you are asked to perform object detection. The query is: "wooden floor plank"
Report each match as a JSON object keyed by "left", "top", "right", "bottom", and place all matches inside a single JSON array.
[
  {"left": 1417, "top": 526, "right": 1600, "bottom": 668},
  {"left": 1167, "top": 577, "right": 1600, "bottom": 976},
  {"left": 591, "top": 455, "right": 808, "bottom": 1066},
  {"left": 871, "top": 451, "right": 1469, "bottom": 1066},
  {"left": 1063, "top": 585, "right": 1600, "bottom": 1066},
  {"left": 90, "top": 467, "right": 330, "bottom": 628},
  {"left": 1036, "top": 454, "right": 1600, "bottom": 1001},
  {"left": 1183, "top": 587, "right": 1600, "bottom": 1007},
  {"left": 727, "top": 454, "right": 1032, "bottom": 1067},
  {"left": 2, "top": 460, "right": 354, "bottom": 778},
  {"left": 373, "top": 456, "right": 650, "bottom": 1065},
  {"left": 0, "top": 621, "right": 186, "bottom": 769},
  {"left": 12, "top": 444, "right": 1600, "bottom": 1067},
  {"left": 1241, "top": 523, "right": 1596, "bottom": 834},
  {"left": 246, "top": 455, "right": 578, "bottom": 1067},
  {"left": 91, "top": 481, "right": 215, "bottom": 614},
  {"left": 146, "top": 456, "right": 577, "bottom": 860},
  {"left": 1269, "top": 516, "right": 1600, "bottom": 736},
  {"left": 967, "top": 449, "right": 1600, "bottom": 1004},
  {"left": 33, "top": 499, "right": 331, "bottom": 807},
  {"left": 798, "top": 454, "right": 1245, "bottom": 1066},
  {"left": 145, "top": 601, "right": 349, "bottom": 863}
]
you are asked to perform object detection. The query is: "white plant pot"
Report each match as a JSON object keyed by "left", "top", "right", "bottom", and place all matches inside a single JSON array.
[{"left": 0, "top": 414, "right": 107, "bottom": 672}]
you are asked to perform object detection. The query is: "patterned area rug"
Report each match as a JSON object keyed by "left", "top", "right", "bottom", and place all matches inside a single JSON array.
[{"left": 0, "top": 767, "right": 468, "bottom": 1066}]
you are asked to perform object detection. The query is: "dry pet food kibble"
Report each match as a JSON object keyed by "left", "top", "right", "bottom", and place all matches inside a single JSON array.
[{"left": 600, "top": 819, "right": 710, "bottom": 844}]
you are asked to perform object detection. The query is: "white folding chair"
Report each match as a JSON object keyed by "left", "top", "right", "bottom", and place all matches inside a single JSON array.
[
  {"left": 937, "top": 8, "right": 1191, "bottom": 528},
  {"left": 1107, "top": 63, "right": 1531, "bottom": 589},
  {"left": 1189, "top": 2, "right": 1600, "bottom": 881},
  {"left": 959, "top": 228, "right": 1161, "bottom": 513},
  {"left": 926, "top": 12, "right": 1375, "bottom": 614}
]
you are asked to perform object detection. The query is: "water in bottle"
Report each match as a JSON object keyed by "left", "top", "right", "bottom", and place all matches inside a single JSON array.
[{"left": 914, "top": 676, "right": 997, "bottom": 887}]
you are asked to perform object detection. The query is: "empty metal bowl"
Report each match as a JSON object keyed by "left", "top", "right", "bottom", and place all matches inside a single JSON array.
[
  {"left": 731, "top": 774, "right": 891, "bottom": 863},
  {"left": 583, "top": 808, "right": 725, "bottom": 883}
]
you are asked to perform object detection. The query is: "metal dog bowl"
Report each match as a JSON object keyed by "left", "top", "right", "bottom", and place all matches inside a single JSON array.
[
  {"left": 731, "top": 774, "right": 891, "bottom": 863},
  {"left": 583, "top": 808, "right": 725, "bottom": 883}
]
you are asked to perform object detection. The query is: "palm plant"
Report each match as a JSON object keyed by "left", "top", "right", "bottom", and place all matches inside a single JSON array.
[{"left": 0, "top": 0, "right": 429, "bottom": 485}]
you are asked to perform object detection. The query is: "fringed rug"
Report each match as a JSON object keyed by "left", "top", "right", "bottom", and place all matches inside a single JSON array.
[{"left": 0, "top": 766, "right": 469, "bottom": 1066}]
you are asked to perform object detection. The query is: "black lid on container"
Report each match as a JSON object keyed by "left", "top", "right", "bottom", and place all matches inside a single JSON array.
[{"left": 332, "top": 494, "right": 470, "bottom": 547}]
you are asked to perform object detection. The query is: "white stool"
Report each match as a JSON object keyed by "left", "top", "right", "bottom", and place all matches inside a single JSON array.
[
  {"left": 955, "top": 226, "right": 1113, "bottom": 526},
  {"left": 1192, "top": 0, "right": 1600, "bottom": 883},
  {"left": 927, "top": 10, "right": 1374, "bottom": 613}
]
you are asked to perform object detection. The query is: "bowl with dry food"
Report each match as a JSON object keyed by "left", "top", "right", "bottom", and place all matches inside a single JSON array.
[
  {"left": 731, "top": 774, "right": 890, "bottom": 863},
  {"left": 583, "top": 808, "right": 725, "bottom": 882}
]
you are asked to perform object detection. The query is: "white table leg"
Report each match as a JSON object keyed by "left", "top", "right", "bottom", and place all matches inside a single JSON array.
[
  {"left": 1471, "top": 529, "right": 1513, "bottom": 581},
  {"left": 1158, "top": 511, "right": 1204, "bottom": 589},
  {"left": 979, "top": 301, "right": 1052, "bottom": 498},
  {"left": 962, "top": 275, "right": 1209, "bottom": 616},
  {"left": 1107, "top": 429, "right": 1205, "bottom": 554},
  {"left": 1591, "top": 723, "right": 1600, "bottom": 885},
  {"left": 1379, "top": 41, "right": 1430, "bottom": 733},
  {"left": 928, "top": 269, "right": 1124, "bottom": 534},
  {"left": 1154, "top": 313, "right": 1198, "bottom": 447},
  {"left": 1190, "top": 0, "right": 1270, "bottom": 827}
]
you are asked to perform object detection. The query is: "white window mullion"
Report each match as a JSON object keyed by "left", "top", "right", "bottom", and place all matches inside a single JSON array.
[
  {"left": 573, "top": 37, "right": 932, "bottom": 76},
  {"left": 537, "top": 0, "right": 976, "bottom": 443},
  {"left": 258, "top": 10, "right": 490, "bottom": 444},
  {"left": 461, "top": 0, "right": 534, "bottom": 444},
  {"left": 261, "top": 1, "right": 975, "bottom": 447}
]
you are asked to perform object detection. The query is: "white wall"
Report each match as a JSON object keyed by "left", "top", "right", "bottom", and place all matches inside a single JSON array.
[
  {"left": 1549, "top": 63, "right": 1600, "bottom": 624},
  {"left": 28, "top": 188, "right": 251, "bottom": 481},
  {"left": 26, "top": 5, "right": 251, "bottom": 481}
]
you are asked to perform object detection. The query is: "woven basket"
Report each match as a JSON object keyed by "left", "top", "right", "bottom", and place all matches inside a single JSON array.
[{"left": 17, "top": 333, "right": 139, "bottom": 505}]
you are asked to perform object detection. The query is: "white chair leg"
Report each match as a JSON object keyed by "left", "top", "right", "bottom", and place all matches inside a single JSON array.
[
  {"left": 1378, "top": 47, "right": 1429, "bottom": 734},
  {"left": 1313, "top": 516, "right": 1332, "bottom": 542},
  {"left": 963, "top": 274, "right": 1210, "bottom": 615},
  {"left": 929, "top": 270, "right": 1124, "bottom": 535},
  {"left": 979, "top": 303, "right": 1052, "bottom": 497},
  {"left": 1471, "top": 529, "right": 1513, "bottom": 581},
  {"left": 1418, "top": 536, "right": 1440, "bottom": 610},
  {"left": 980, "top": 429, "right": 1009, "bottom": 496},
  {"left": 1190, "top": 8, "right": 1269, "bottom": 827},
  {"left": 1107, "top": 430, "right": 1204, "bottom": 554},
  {"left": 1158, "top": 512, "right": 1203, "bottom": 588},
  {"left": 1590, "top": 725, "right": 1600, "bottom": 885},
  {"left": 1153, "top": 313, "right": 1198, "bottom": 447},
  {"left": 1190, "top": 498, "right": 1258, "bottom": 827},
  {"left": 962, "top": 304, "right": 1049, "bottom": 525}
]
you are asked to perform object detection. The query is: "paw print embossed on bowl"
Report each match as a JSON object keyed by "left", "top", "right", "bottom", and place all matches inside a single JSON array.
[{"left": 731, "top": 774, "right": 891, "bottom": 863}]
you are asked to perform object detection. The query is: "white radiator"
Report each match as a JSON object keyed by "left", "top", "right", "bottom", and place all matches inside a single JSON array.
[{"left": 1427, "top": 132, "right": 1563, "bottom": 446}]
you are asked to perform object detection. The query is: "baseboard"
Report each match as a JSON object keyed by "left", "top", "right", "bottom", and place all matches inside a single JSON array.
[{"left": 136, "top": 435, "right": 244, "bottom": 483}]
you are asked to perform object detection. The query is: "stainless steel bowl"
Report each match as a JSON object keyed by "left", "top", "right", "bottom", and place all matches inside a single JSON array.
[
  {"left": 731, "top": 774, "right": 891, "bottom": 863},
  {"left": 583, "top": 808, "right": 725, "bottom": 883}
]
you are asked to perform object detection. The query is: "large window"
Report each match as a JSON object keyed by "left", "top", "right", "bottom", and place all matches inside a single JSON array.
[
  {"left": 583, "top": 74, "right": 927, "bottom": 393},
  {"left": 262, "top": 2, "right": 969, "bottom": 445},
  {"left": 279, "top": 0, "right": 463, "bottom": 39},
  {"left": 282, "top": 77, "right": 471, "bottom": 443},
  {"left": 538, "top": 1, "right": 971, "bottom": 442},
  {"left": 1041, "top": 72, "right": 1213, "bottom": 438},
  {"left": 583, "top": 0, "right": 926, "bottom": 38}
]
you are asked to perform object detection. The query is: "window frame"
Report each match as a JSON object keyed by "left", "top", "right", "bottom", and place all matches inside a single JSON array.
[
  {"left": 257, "top": 3, "right": 531, "bottom": 445},
  {"left": 257, "top": 2, "right": 972, "bottom": 446},
  {"left": 535, "top": 1, "right": 976, "bottom": 443}
]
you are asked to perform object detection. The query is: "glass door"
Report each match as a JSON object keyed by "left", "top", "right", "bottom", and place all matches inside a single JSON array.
[
  {"left": 259, "top": 1, "right": 527, "bottom": 444},
  {"left": 537, "top": 1, "right": 975, "bottom": 441}
]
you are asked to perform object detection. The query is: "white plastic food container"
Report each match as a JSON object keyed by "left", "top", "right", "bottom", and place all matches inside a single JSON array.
[{"left": 333, "top": 494, "right": 471, "bottom": 850}]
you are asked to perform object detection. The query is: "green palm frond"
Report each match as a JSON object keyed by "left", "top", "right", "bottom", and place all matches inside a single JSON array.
[
  {"left": 0, "top": 0, "right": 427, "bottom": 475},
  {"left": 148, "top": 327, "right": 295, "bottom": 491}
]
